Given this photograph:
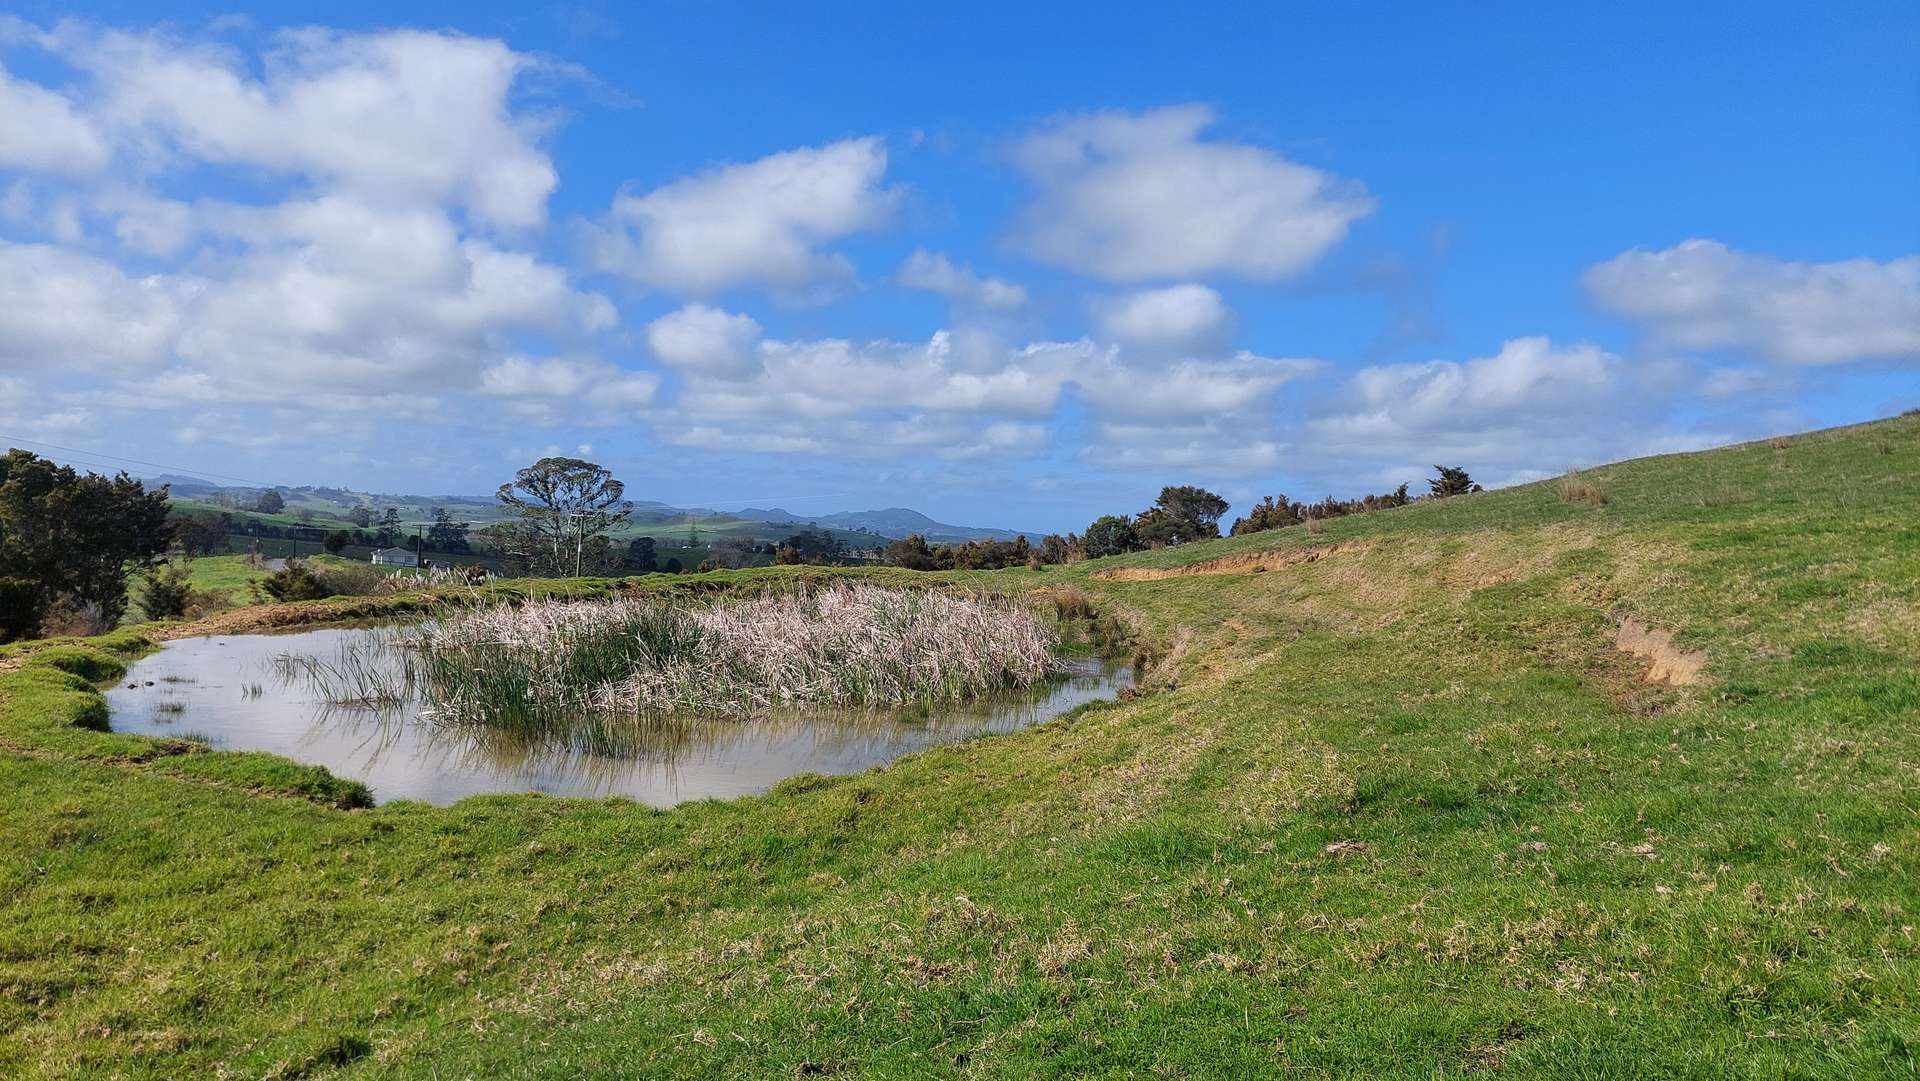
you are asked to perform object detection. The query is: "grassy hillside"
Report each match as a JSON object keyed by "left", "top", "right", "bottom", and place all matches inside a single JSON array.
[
  {"left": 172, "top": 495, "right": 883, "bottom": 565},
  {"left": 1, "top": 416, "right": 1915, "bottom": 1077}
]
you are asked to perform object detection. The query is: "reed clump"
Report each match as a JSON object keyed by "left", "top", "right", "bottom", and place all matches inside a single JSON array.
[{"left": 299, "top": 584, "right": 1065, "bottom": 729}]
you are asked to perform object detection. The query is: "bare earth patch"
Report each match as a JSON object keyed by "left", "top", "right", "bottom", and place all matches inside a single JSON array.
[
  {"left": 1613, "top": 618, "right": 1707, "bottom": 686},
  {"left": 1093, "top": 541, "right": 1371, "bottom": 582}
]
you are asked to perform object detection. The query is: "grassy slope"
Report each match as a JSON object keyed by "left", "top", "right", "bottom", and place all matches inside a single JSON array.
[
  {"left": 2, "top": 417, "right": 1917, "bottom": 1078},
  {"left": 175, "top": 495, "right": 882, "bottom": 552}
]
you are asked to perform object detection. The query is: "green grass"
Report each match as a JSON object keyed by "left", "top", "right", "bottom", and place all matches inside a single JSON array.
[
  {"left": 180, "top": 553, "right": 270, "bottom": 598},
  {"left": 123, "top": 553, "right": 378, "bottom": 621},
  {"left": 2, "top": 415, "right": 1917, "bottom": 1077}
]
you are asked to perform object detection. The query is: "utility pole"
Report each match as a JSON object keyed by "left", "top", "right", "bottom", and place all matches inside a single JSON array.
[{"left": 563, "top": 511, "right": 588, "bottom": 577}]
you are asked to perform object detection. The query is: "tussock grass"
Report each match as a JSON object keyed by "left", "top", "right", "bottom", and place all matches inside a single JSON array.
[
  {"left": 1046, "top": 585, "right": 1095, "bottom": 621},
  {"left": 1557, "top": 469, "right": 1611, "bottom": 507}
]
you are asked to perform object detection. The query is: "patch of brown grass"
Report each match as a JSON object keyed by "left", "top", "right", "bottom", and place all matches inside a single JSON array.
[
  {"left": 1613, "top": 617, "right": 1708, "bottom": 686},
  {"left": 1034, "top": 921, "right": 1092, "bottom": 979},
  {"left": 1557, "top": 470, "right": 1611, "bottom": 508}
]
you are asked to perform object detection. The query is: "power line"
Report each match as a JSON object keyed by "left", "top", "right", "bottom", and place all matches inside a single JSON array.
[{"left": 0, "top": 434, "right": 275, "bottom": 487}]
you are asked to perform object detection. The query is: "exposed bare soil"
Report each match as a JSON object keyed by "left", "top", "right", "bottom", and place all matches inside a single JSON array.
[{"left": 1092, "top": 541, "right": 1372, "bottom": 582}]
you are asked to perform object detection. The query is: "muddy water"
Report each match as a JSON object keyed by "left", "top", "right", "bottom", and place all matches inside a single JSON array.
[{"left": 106, "top": 627, "right": 1130, "bottom": 807}]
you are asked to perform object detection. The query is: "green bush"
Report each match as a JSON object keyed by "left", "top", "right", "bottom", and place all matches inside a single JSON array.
[
  {"left": 259, "top": 562, "right": 331, "bottom": 602},
  {"left": 138, "top": 561, "right": 196, "bottom": 619}
]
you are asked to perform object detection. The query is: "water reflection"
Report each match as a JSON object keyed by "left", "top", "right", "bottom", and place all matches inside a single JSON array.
[{"left": 107, "top": 626, "right": 1130, "bottom": 806}]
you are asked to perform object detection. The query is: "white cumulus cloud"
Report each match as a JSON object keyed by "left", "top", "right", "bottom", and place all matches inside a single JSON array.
[
  {"left": 1584, "top": 240, "right": 1920, "bottom": 365},
  {"left": 0, "top": 63, "right": 109, "bottom": 174},
  {"left": 1011, "top": 104, "right": 1375, "bottom": 282},
  {"left": 1305, "top": 337, "right": 1695, "bottom": 487},
  {"left": 896, "top": 249, "right": 1027, "bottom": 310},
  {"left": 588, "top": 137, "right": 898, "bottom": 299},
  {"left": 645, "top": 303, "right": 764, "bottom": 377},
  {"left": 0, "top": 241, "right": 190, "bottom": 369},
  {"left": 1091, "top": 283, "right": 1233, "bottom": 353},
  {"left": 43, "top": 24, "right": 558, "bottom": 228}
]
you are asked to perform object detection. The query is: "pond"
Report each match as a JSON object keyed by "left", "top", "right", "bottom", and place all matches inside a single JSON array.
[{"left": 106, "top": 626, "right": 1131, "bottom": 807}]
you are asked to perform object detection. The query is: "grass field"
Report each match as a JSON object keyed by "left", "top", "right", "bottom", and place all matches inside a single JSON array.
[
  {"left": 2, "top": 415, "right": 1916, "bottom": 1077},
  {"left": 173, "top": 495, "right": 884, "bottom": 557},
  {"left": 124, "top": 554, "right": 400, "bottom": 620}
]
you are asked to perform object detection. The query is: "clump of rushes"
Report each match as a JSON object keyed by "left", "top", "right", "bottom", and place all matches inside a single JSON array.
[{"left": 398, "top": 584, "right": 1063, "bottom": 727}]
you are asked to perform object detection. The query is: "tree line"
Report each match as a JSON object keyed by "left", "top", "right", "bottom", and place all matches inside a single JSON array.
[{"left": 879, "top": 466, "right": 1480, "bottom": 571}]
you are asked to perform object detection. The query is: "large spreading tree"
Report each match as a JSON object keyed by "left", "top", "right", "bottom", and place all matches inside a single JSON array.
[
  {"left": 0, "top": 450, "right": 171, "bottom": 641},
  {"left": 1134, "top": 485, "right": 1229, "bottom": 547},
  {"left": 495, "top": 457, "right": 633, "bottom": 576}
]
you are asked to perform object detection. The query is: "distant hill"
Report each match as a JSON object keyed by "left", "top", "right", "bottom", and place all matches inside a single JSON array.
[
  {"left": 141, "top": 475, "right": 1026, "bottom": 543},
  {"left": 145, "top": 473, "right": 225, "bottom": 497},
  {"left": 732, "top": 506, "right": 1026, "bottom": 543}
]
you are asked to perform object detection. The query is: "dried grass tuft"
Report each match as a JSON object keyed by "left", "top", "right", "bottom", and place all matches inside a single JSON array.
[{"left": 1558, "top": 469, "right": 1611, "bottom": 508}]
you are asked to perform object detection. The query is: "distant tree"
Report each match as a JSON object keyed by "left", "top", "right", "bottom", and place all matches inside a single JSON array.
[
  {"left": 495, "top": 457, "right": 634, "bottom": 576},
  {"left": 1428, "top": 465, "right": 1479, "bottom": 498},
  {"left": 663, "top": 557, "right": 684, "bottom": 574},
  {"left": 254, "top": 489, "right": 285, "bottom": 514},
  {"left": 1231, "top": 483, "right": 1412, "bottom": 536},
  {"left": 883, "top": 533, "right": 948, "bottom": 571},
  {"left": 1229, "top": 494, "right": 1301, "bottom": 537},
  {"left": 780, "top": 530, "right": 841, "bottom": 564},
  {"left": 172, "top": 511, "right": 230, "bottom": 556},
  {"left": 323, "top": 530, "right": 351, "bottom": 554},
  {"left": 348, "top": 506, "right": 374, "bottom": 528},
  {"left": 426, "top": 508, "right": 470, "bottom": 554},
  {"left": 576, "top": 534, "right": 625, "bottom": 576},
  {"left": 1035, "top": 533, "right": 1071, "bottom": 565},
  {"left": 472, "top": 521, "right": 539, "bottom": 577},
  {"left": 376, "top": 507, "right": 403, "bottom": 547},
  {"left": 623, "top": 536, "right": 658, "bottom": 573},
  {"left": 0, "top": 450, "right": 172, "bottom": 640},
  {"left": 1081, "top": 515, "right": 1141, "bottom": 559},
  {"left": 1135, "top": 485, "right": 1228, "bottom": 547},
  {"left": 947, "top": 535, "right": 1031, "bottom": 570},
  {"left": 705, "top": 537, "right": 757, "bottom": 569}
]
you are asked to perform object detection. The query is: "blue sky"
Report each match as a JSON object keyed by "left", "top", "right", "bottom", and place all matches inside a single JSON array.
[{"left": 0, "top": 2, "right": 1914, "bottom": 532}]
